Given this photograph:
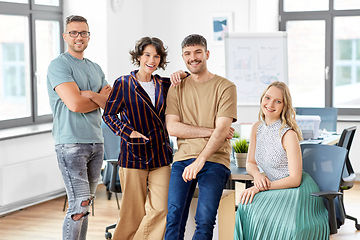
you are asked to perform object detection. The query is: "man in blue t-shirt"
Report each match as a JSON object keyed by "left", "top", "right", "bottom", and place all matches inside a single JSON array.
[{"left": 47, "top": 15, "right": 111, "bottom": 240}]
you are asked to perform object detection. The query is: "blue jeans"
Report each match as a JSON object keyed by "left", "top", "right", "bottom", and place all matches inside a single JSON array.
[
  {"left": 55, "top": 143, "right": 104, "bottom": 240},
  {"left": 165, "top": 159, "right": 231, "bottom": 240}
]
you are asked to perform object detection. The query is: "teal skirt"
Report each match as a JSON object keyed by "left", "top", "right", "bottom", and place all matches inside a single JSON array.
[{"left": 234, "top": 172, "right": 329, "bottom": 240}]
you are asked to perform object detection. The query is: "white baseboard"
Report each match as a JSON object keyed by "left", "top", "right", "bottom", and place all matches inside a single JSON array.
[{"left": 0, "top": 189, "right": 66, "bottom": 217}]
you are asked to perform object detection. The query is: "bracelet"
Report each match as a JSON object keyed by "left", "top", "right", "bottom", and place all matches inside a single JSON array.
[{"left": 181, "top": 71, "right": 191, "bottom": 80}]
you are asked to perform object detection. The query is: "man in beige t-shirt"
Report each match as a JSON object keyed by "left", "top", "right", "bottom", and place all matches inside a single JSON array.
[{"left": 164, "top": 34, "right": 237, "bottom": 240}]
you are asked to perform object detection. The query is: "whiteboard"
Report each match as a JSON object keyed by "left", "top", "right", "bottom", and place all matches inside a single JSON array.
[{"left": 225, "top": 32, "right": 288, "bottom": 105}]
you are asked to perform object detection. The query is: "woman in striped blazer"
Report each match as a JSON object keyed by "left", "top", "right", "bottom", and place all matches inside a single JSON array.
[{"left": 103, "top": 37, "right": 188, "bottom": 240}]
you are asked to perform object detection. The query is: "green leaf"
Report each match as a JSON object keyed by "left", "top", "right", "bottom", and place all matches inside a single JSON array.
[{"left": 232, "top": 138, "right": 249, "bottom": 153}]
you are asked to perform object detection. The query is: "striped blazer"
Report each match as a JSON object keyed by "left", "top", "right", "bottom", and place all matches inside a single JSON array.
[{"left": 102, "top": 70, "right": 173, "bottom": 169}]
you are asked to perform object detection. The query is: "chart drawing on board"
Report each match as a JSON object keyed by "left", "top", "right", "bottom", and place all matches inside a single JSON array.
[
  {"left": 225, "top": 32, "right": 288, "bottom": 105},
  {"left": 258, "top": 52, "right": 280, "bottom": 84}
]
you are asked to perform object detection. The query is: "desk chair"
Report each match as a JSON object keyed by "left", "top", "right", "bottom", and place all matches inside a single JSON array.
[
  {"left": 101, "top": 121, "right": 122, "bottom": 239},
  {"left": 336, "top": 126, "right": 360, "bottom": 230},
  {"left": 296, "top": 107, "right": 338, "bottom": 132},
  {"left": 101, "top": 122, "right": 121, "bottom": 206},
  {"left": 301, "top": 144, "right": 347, "bottom": 234}
]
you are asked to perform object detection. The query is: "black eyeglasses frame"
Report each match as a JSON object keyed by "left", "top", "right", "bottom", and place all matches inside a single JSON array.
[{"left": 65, "top": 31, "right": 90, "bottom": 38}]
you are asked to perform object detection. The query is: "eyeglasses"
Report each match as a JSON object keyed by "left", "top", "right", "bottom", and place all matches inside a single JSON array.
[{"left": 66, "top": 31, "right": 90, "bottom": 38}]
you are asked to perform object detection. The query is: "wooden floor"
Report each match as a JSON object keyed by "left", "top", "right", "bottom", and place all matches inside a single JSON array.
[
  {"left": 0, "top": 184, "right": 119, "bottom": 240},
  {"left": 0, "top": 183, "right": 359, "bottom": 240},
  {"left": 330, "top": 182, "right": 360, "bottom": 240}
]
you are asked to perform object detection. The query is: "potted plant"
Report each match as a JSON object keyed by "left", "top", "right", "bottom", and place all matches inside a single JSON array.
[{"left": 232, "top": 138, "right": 249, "bottom": 168}]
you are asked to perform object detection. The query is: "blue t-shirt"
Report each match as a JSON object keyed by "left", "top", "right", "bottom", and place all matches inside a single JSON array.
[{"left": 47, "top": 52, "right": 108, "bottom": 144}]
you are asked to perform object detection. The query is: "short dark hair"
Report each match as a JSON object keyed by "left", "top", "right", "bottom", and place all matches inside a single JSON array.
[
  {"left": 181, "top": 34, "right": 207, "bottom": 51},
  {"left": 65, "top": 15, "right": 88, "bottom": 29},
  {"left": 129, "top": 37, "right": 169, "bottom": 70}
]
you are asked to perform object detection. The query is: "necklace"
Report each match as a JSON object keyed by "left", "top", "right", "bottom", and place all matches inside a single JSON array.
[{"left": 136, "top": 72, "right": 152, "bottom": 83}]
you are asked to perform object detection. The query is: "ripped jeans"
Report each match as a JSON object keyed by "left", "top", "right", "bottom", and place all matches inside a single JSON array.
[{"left": 55, "top": 143, "right": 104, "bottom": 240}]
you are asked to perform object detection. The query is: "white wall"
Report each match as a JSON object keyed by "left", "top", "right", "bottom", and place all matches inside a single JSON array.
[
  {"left": 105, "top": 0, "right": 144, "bottom": 83},
  {"left": 63, "top": 0, "right": 108, "bottom": 80},
  {"left": 141, "top": 0, "right": 250, "bottom": 79},
  {"left": 251, "top": 0, "right": 279, "bottom": 32},
  {"left": 102, "top": 0, "right": 252, "bottom": 85}
]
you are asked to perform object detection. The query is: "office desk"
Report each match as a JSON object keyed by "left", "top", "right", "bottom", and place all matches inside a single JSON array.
[
  {"left": 227, "top": 162, "right": 253, "bottom": 189},
  {"left": 301, "top": 134, "right": 340, "bottom": 145},
  {"left": 230, "top": 162, "right": 252, "bottom": 181}
]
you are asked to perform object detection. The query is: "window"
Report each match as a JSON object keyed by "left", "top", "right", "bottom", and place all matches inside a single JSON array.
[
  {"left": 0, "top": 0, "right": 28, "bottom": 3},
  {"left": 286, "top": 20, "right": 326, "bottom": 107},
  {"left": 2, "top": 43, "right": 26, "bottom": 99},
  {"left": 333, "top": 16, "right": 360, "bottom": 108},
  {"left": 0, "top": 15, "right": 31, "bottom": 121},
  {"left": 0, "top": 0, "right": 63, "bottom": 129},
  {"left": 283, "top": 0, "right": 329, "bottom": 12},
  {"left": 34, "top": 0, "right": 59, "bottom": 6},
  {"left": 35, "top": 19, "right": 61, "bottom": 116},
  {"left": 280, "top": 0, "right": 360, "bottom": 114}
]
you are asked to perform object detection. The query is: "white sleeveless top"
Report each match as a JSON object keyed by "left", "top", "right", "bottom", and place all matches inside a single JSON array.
[{"left": 255, "top": 119, "right": 291, "bottom": 181}]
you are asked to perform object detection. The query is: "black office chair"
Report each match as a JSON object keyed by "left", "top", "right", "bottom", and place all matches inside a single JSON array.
[
  {"left": 101, "top": 122, "right": 121, "bottom": 205},
  {"left": 101, "top": 121, "right": 122, "bottom": 239},
  {"left": 301, "top": 144, "right": 347, "bottom": 234},
  {"left": 336, "top": 126, "right": 360, "bottom": 230},
  {"left": 296, "top": 107, "right": 338, "bottom": 132}
]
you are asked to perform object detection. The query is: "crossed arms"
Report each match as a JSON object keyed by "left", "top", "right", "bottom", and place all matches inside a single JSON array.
[
  {"left": 55, "top": 82, "right": 111, "bottom": 112},
  {"left": 166, "top": 114, "right": 234, "bottom": 182}
]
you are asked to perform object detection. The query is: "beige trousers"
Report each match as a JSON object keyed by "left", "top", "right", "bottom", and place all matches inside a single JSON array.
[{"left": 112, "top": 165, "right": 171, "bottom": 240}]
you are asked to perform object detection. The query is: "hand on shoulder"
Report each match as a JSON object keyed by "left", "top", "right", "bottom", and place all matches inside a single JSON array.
[{"left": 170, "top": 70, "right": 190, "bottom": 86}]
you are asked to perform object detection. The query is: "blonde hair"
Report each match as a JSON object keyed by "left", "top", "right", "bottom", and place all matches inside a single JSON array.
[{"left": 258, "top": 81, "right": 303, "bottom": 141}]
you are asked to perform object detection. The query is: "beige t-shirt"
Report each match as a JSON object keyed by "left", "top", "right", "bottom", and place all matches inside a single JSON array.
[{"left": 166, "top": 74, "right": 237, "bottom": 169}]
